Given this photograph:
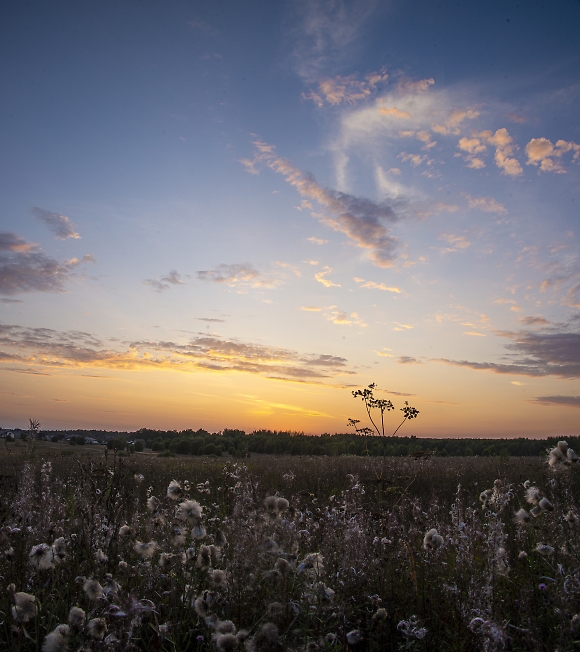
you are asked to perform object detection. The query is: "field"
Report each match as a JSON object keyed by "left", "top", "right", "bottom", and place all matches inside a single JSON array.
[{"left": 1, "top": 444, "right": 579, "bottom": 651}]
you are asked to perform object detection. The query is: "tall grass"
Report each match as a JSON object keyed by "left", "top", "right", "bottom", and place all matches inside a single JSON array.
[{"left": 1, "top": 449, "right": 579, "bottom": 651}]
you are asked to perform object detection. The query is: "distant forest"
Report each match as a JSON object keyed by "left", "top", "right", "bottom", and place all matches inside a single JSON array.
[{"left": 39, "top": 427, "right": 578, "bottom": 458}]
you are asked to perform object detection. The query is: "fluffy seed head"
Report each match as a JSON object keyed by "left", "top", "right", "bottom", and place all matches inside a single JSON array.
[
  {"left": 192, "top": 524, "right": 207, "bottom": 540},
  {"left": 134, "top": 540, "right": 158, "bottom": 559},
  {"left": 167, "top": 480, "right": 182, "bottom": 500},
  {"left": 83, "top": 579, "right": 103, "bottom": 600},
  {"left": 530, "top": 506, "right": 543, "bottom": 518},
  {"left": 565, "top": 510, "right": 578, "bottom": 524},
  {"left": 274, "top": 558, "right": 291, "bottom": 576},
  {"left": 216, "top": 620, "right": 236, "bottom": 634},
  {"left": 535, "top": 543, "right": 555, "bottom": 556},
  {"left": 215, "top": 633, "right": 238, "bottom": 651},
  {"left": 346, "top": 630, "right": 363, "bottom": 645},
  {"left": 119, "top": 525, "right": 133, "bottom": 537},
  {"left": 29, "top": 543, "right": 54, "bottom": 570},
  {"left": 539, "top": 497, "right": 553, "bottom": 512},
  {"left": 147, "top": 496, "right": 160, "bottom": 513},
  {"left": 88, "top": 617, "right": 108, "bottom": 639},
  {"left": 42, "top": 625, "right": 69, "bottom": 652},
  {"left": 558, "top": 440, "right": 569, "bottom": 453},
  {"left": 525, "top": 487, "right": 542, "bottom": 505},
  {"left": 177, "top": 499, "right": 203, "bottom": 525},
  {"left": 52, "top": 537, "right": 66, "bottom": 563},
  {"left": 68, "top": 606, "right": 85, "bottom": 627},
  {"left": 514, "top": 508, "right": 531, "bottom": 524},
  {"left": 11, "top": 592, "right": 37, "bottom": 622},
  {"left": 423, "top": 528, "right": 443, "bottom": 550}
]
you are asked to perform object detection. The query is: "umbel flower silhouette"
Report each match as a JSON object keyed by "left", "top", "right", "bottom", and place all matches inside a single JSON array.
[{"left": 348, "top": 383, "right": 419, "bottom": 439}]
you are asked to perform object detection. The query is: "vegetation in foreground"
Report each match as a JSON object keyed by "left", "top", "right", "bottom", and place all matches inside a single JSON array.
[{"left": 1, "top": 445, "right": 580, "bottom": 651}]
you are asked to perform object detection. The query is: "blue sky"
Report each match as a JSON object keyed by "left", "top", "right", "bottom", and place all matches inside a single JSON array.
[{"left": 1, "top": 0, "right": 580, "bottom": 436}]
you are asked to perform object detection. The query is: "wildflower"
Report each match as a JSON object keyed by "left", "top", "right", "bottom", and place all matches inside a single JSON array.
[
  {"left": 346, "top": 630, "right": 363, "bottom": 645},
  {"left": 88, "top": 617, "right": 108, "bottom": 639},
  {"left": 525, "top": 486, "right": 541, "bottom": 505},
  {"left": 134, "top": 540, "right": 158, "bottom": 559},
  {"left": 177, "top": 499, "right": 203, "bottom": 525},
  {"left": 192, "top": 524, "right": 207, "bottom": 540},
  {"left": 397, "top": 616, "right": 427, "bottom": 640},
  {"left": 539, "top": 497, "right": 553, "bottom": 512},
  {"left": 565, "top": 510, "right": 578, "bottom": 523},
  {"left": 83, "top": 579, "right": 103, "bottom": 600},
  {"left": 167, "top": 480, "right": 182, "bottom": 500},
  {"left": 118, "top": 560, "right": 128, "bottom": 570},
  {"left": 274, "top": 558, "right": 291, "bottom": 576},
  {"left": 147, "top": 496, "right": 160, "bottom": 512},
  {"left": 513, "top": 508, "right": 530, "bottom": 524},
  {"left": 42, "top": 625, "right": 69, "bottom": 652},
  {"left": 29, "top": 543, "right": 54, "bottom": 570},
  {"left": 52, "top": 537, "right": 66, "bottom": 563},
  {"left": 535, "top": 543, "right": 555, "bottom": 556},
  {"left": 119, "top": 525, "right": 133, "bottom": 537},
  {"left": 11, "top": 591, "right": 37, "bottom": 622},
  {"left": 538, "top": 582, "right": 547, "bottom": 591},
  {"left": 423, "top": 528, "right": 444, "bottom": 550},
  {"left": 215, "top": 633, "right": 238, "bottom": 651},
  {"left": 68, "top": 606, "right": 85, "bottom": 627}
]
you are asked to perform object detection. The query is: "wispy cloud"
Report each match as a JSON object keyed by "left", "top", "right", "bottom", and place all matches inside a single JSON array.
[
  {"left": 437, "top": 328, "right": 580, "bottom": 378},
  {"left": 0, "top": 321, "right": 352, "bottom": 383},
  {"left": 398, "top": 355, "right": 421, "bottom": 364},
  {"left": 32, "top": 207, "right": 81, "bottom": 240},
  {"left": 328, "top": 310, "right": 366, "bottom": 326},
  {"left": 464, "top": 194, "right": 508, "bottom": 214},
  {"left": 0, "top": 231, "right": 93, "bottom": 296},
  {"left": 144, "top": 270, "right": 187, "bottom": 292},
  {"left": 303, "top": 70, "right": 388, "bottom": 107},
  {"left": 197, "top": 263, "right": 280, "bottom": 289},
  {"left": 529, "top": 395, "right": 580, "bottom": 408},
  {"left": 289, "top": 0, "right": 376, "bottom": 82},
  {"left": 243, "top": 139, "right": 403, "bottom": 267},
  {"left": 307, "top": 236, "right": 328, "bottom": 244},
  {"left": 353, "top": 277, "right": 401, "bottom": 292},
  {"left": 315, "top": 266, "right": 341, "bottom": 287}
]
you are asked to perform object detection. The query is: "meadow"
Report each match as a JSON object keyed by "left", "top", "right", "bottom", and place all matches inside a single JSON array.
[{"left": 1, "top": 444, "right": 579, "bottom": 651}]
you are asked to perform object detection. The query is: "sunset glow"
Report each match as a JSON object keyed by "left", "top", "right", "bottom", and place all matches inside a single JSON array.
[{"left": 1, "top": 0, "right": 579, "bottom": 437}]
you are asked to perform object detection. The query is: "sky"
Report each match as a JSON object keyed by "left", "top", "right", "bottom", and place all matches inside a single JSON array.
[{"left": 1, "top": 0, "right": 580, "bottom": 438}]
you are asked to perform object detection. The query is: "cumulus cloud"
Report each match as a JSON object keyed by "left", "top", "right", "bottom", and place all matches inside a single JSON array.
[
  {"left": 144, "top": 270, "right": 188, "bottom": 292},
  {"left": 243, "top": 139, "right": 403, "bottom": 267},
  {"left": 353, "top": 277, "right": 401, "bottom": 292},
  {"left": 525, "top": 137, "right": 580, "bottom": 173},
  {"left": 304, "top": 70, "right": 388, "bottom": 107},
  {"left": 32, "top": 207, "right": 81, "bottom": 240},
  {"left": 0, "top": 321, "right": 352, "bottom": 382},
  {"left": 437, "top": 328, "right": 580, "bottom": 378},
  {"left": 0, "top": 231, "right": 92, "bottom": 296},
  {"left": 432, "top": 108, "right": 480, "bottom": 135},
  {"left": 477, "top": 128, "right": 523, "bottom": 176},
  {"left": 465, "top": 194, "right": 508, "bottom": 214},
  {"left": 529, "top": 395, "right": 580, "bottom": 408},
  {"left": 197, "top": 263, "right": 280, "bottom": 289}
]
